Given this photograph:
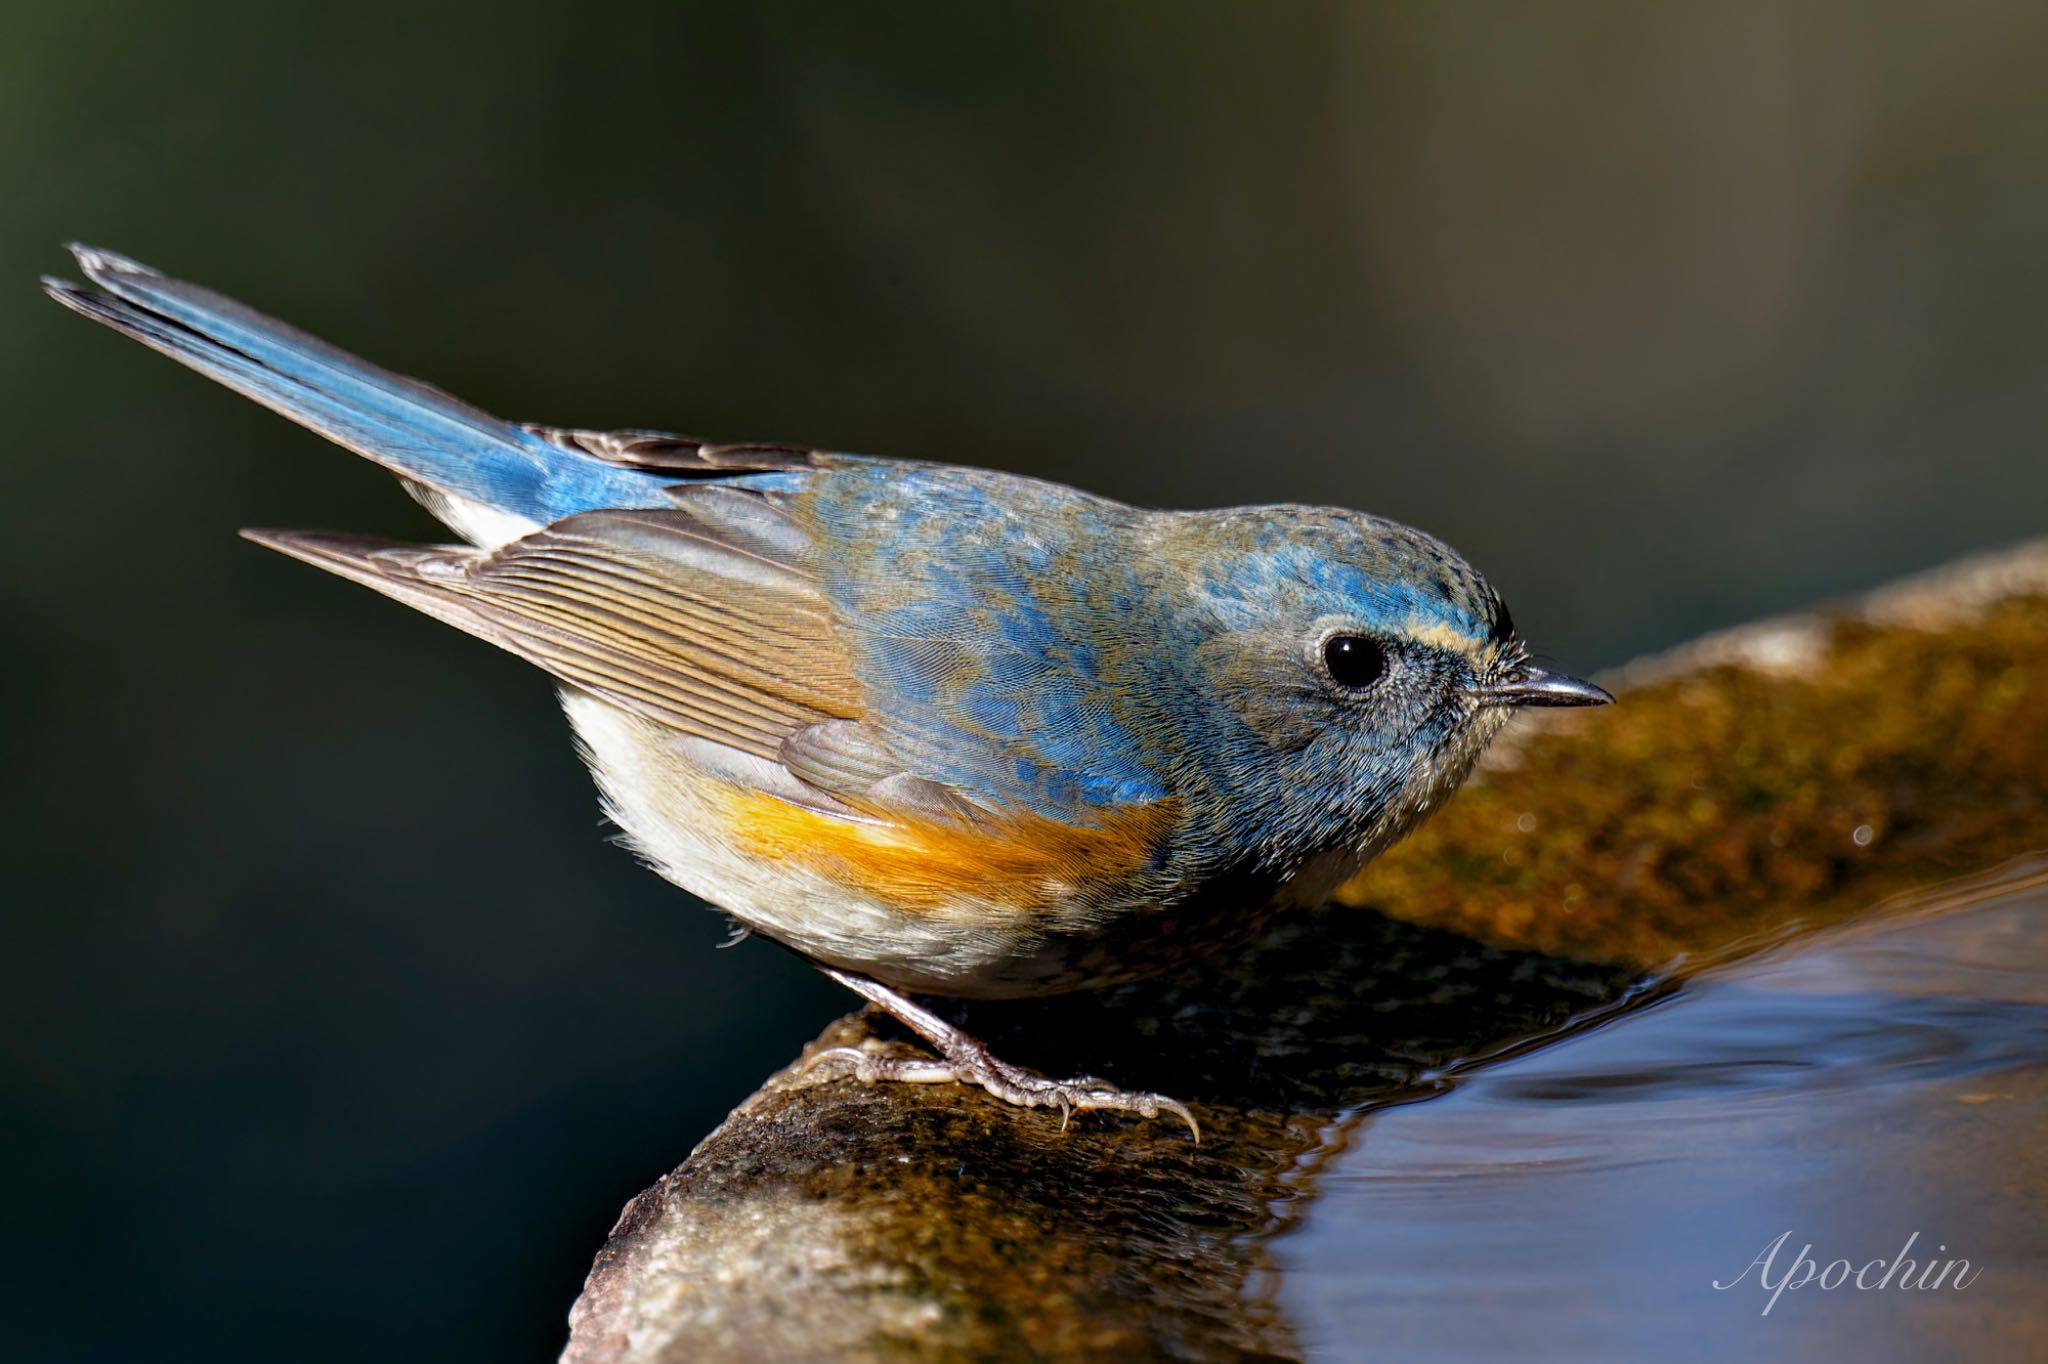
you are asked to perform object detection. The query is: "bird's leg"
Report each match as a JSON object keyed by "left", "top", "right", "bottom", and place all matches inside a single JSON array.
[{"left": 802, "top": 966, "right": 1200, "bottom": 1140}]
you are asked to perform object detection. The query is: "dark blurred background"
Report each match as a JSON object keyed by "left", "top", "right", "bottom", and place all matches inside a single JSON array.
[{"left": 3, "top": 2, "right": 2044, "bottom": 1359}]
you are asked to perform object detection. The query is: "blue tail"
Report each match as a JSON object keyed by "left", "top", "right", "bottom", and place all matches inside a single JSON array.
[{"left": 42, "top": 244, "right": 678, "bottom": 538}]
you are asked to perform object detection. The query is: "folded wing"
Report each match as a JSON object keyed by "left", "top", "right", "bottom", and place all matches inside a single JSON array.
[{"left": 247, "top": 500, "right": 862, "bottom": 763}]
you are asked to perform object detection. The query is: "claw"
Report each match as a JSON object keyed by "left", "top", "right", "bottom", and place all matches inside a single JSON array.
[{"left": 810, "top": 967, "right": 1203, "bottom": 1140}]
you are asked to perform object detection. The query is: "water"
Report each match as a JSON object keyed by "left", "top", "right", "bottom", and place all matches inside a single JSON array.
[{"left": 1277, "top": 858, "right": 2048, "bottom": 1362}]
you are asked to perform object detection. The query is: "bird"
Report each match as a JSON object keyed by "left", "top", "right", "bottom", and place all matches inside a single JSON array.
[{"left": 44, "top": 244, "right": 1610, "bottom": 1137}]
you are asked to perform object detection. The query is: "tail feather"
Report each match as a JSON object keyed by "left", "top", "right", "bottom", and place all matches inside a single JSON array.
[{"left": 43, "top": 245, "right": 676, "bottom": 541}]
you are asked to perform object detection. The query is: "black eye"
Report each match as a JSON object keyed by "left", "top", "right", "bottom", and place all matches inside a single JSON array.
[{"left": 1322, "top": 634, "right": 1386, "bottom": 689}]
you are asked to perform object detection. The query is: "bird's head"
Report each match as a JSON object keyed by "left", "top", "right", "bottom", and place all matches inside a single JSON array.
[{"left": 1155, "top": 505, "right": 1609, "bottom": 883}]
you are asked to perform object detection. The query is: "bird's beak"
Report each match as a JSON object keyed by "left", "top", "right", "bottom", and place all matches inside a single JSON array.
[{"left": 1477, "top": 664, "right": 1614, "bottom": 708}]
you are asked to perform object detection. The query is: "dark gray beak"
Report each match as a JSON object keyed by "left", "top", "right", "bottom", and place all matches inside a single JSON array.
[{"left": 1478, "top": 665, "right": 1614, "bottom": 709}]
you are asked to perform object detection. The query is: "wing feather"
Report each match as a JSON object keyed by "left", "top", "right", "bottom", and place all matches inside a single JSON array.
[
  {"left": 247, "top": 449, "right": 1173, "bottom": 841},
  {"left": 246, "top": 504, "right": 862, "bottom": 763}
]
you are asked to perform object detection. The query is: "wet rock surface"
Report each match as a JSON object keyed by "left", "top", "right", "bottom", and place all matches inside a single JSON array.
[{"left": 563, "top": 543, "right": 2048, "bottom": 1364}]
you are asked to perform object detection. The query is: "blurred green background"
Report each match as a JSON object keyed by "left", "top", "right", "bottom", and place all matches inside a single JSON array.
[{"left": 3, "top": 2, "right": 2044, "bottom": 1359}]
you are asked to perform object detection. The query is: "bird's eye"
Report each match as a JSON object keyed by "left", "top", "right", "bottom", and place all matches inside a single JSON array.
[{"left": 1322, "top": 634, "right": 1386, "bottom": 689}]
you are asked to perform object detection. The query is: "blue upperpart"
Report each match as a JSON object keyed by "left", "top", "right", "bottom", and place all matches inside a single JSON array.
[
  {"left": 45, "top": 244, "right": 680, "bottom": 527},
  {"left": 797, "top": 464, "right": 1178, "bottom": 815}
]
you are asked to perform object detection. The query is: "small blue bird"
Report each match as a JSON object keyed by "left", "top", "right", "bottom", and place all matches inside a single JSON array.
[{"left": 46, "top": 245, "right": 1608, "bottom": 1134}]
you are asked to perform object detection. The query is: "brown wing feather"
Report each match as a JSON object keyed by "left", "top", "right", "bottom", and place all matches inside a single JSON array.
[
  {"left": 519, "top": 424, "right": 824, "bottom": 476},
  {"left": 244, "top": 506, "right": 863, "bottom": 761}
]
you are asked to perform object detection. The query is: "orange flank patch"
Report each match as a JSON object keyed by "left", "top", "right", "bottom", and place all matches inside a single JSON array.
[{"left": 710, "top": 782, "right": 1182, "bottom": 913}]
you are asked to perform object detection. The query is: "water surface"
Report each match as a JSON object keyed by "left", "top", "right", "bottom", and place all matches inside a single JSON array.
[{"left": 1279, "top": 858, "right": 2048, "bottom": 1362}]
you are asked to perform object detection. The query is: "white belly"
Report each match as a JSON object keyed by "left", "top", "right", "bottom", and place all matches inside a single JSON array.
[{"left": 560, "top": 690, "right": 1120, "bottom": 995}]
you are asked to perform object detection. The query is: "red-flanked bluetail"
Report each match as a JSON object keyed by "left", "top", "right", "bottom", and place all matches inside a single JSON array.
[{"left": 45, "top": 245, "right": 1611, "bottom": 1136}]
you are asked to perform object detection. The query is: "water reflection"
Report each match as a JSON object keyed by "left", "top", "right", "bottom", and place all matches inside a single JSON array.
[{"left": 1280, "top": 858, "right": 2048, "bottom": 1363}]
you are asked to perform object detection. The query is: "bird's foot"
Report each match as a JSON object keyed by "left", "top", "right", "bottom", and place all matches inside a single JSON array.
[
  {"left": 802, "top": 967, "right": 1200, "bottom": 1140},
  {"left": 804, "top": 1039, "right": 1200, "bottom": 1140}
]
